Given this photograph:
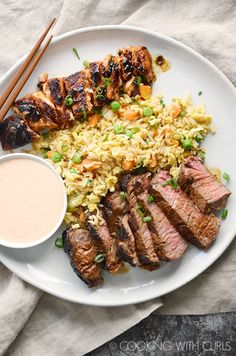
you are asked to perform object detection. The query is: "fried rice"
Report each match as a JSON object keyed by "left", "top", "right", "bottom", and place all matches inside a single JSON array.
[{"left": 32, "top": 93, "right": 214, "bottom": 226}]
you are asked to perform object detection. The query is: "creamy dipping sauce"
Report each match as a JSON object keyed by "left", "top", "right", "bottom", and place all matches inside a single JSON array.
[{"left": 0, "top": 157, "right": 66, "bottom": 245}]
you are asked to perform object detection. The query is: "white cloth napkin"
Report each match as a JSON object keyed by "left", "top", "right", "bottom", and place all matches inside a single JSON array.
[{"left": 0, "top": 0, "right": 236, "bottom": 355}]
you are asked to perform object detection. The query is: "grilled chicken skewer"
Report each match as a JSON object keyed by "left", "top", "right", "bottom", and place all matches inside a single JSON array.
[{"left": 0, "top": 46, "right": 155, "bottom": 150}]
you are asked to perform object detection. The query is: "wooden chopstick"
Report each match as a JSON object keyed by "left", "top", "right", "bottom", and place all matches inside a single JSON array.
[
  {"left": 0, "top": 35, "right": 53, "bottom": 123},
  {"left": 0, "top": 18, "right": 56, "bottom": 110}
]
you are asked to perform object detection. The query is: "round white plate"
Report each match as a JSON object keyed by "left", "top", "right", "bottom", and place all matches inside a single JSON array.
[{"left": 0, "top": 25, "right": 235, "bottom": 306}]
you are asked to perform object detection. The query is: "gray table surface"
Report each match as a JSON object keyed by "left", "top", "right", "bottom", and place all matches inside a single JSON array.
[{"left": 87, "top": 312, "right": 236, "bottom": 356}]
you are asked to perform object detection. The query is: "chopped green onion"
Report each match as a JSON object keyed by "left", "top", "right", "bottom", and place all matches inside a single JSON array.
[
  {"left": 195, "top": 135, "right": 203, "bottom": 143},
  {"left": 42, "top": 132, "right": 49, "bottom": 139},
  {"left": 143, "top": 216, "right": 152, "bottom": 222},
  {"left": 162, "top": 177, "right": 178, "bottom": 190},
  {"left": 110, "top": 101, "right": 121, "bottom": 112},
  {"left": 152, "top": 123, "right": 159, "bottom": 129},
  {"left": 147, "top": 195, "right": 154, "bottom": 203},
  {"left": 160, "top": 98, "right": 165, "bottom": 107},
  {"left": 114, "top": 124, "right": 123, "bottom": 134},
  {"left": 181, "top": 138, "right": 193, "bottom": 150},
  {"left": 120, "top": 191, "right": 127, "bottom": 200},
  {"left": 83, "top": 60, "right": 90, "bottom": 68},
  {"left": 102, "top": 77, "right": 112, "bottom": 87},
  {"left": 131, "top": 97, "right": 140, "bottom": 105},
  {"left": 92, "top": 107, "right": 102, "bottom": 114},
  {"left": 61, "top": 144, "right": 69, "bottom": 152},
  {"left": 136, "top": 204, "right": 144, "bottom": 217},
  {"left": 65, "top": 95, "right": 74, "bottom": 107},
  {"left": 103, "top": 133, "right": 109, "bottom": 142},
  {"left": 96, "top": 94, "right": 105, "bottom": 101},
  {"left": 72, "top": 153, "right": 82, "bottom": 164},
  {"left": 198, "top": 91, "right": 203, "bottom": 96},
  {"left": 72, "top": 47, "right": 80, "bottom": 60},
  {"left": 180, "top": 111, "right": 186, "bottom": 117},
  {"left": 41, "top": 150, "right": 49, "bottom": 159},
  {"left": 172, "top": 133, "right": 181, "bottom": 141},
  {"left": 86, "top": 179, "right": 93, "bottom": 186},
  {"left": 70, "top": 168, "right": 77, "bottom": 174},
  {"left": 52, "top": 152, "right": 62, "bottom": 163},
  {"left": 221, "top": 209, "right": 228, "bottom": 220},
  {"left": 143, "top": 107, "right": 153, "bottom": 117},
  {"left": 95, "top": 253, "right": 105, "bottom": 263},
  {"left": 55, "top": 237, "right": 63, "bottom": 248},
  {"left": 82, "top": 107, "right": 87, "bottom": 120},
  {"left": 197, "top": 151, "right": 206, "bottom": 161},
  {"left": 222, "top": 172, "right": 230, "bottom": 182},
  {"left": 124, "top": 130, "right": 134, "bottom": 139},
  {"left": 134, "top": 76, "right": 142, "bottom": 85}
]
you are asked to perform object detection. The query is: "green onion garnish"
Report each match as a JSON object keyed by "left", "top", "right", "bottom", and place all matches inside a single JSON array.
[
  {"left": 70, "top": 168, "right": 77, "bottom": 174},
  {"left": 95, "top": 253, "right": 105, "bottom": 263},
  {"left": 72, "top": 153, "right": 82, "bottom": 164},
  {"left": 114, "top": 124, "right": 124, "bottom": 134},
  {"left": 197, "top": 151, "right": 206, "bottom": 161},
  {"left": 110, "top": 101, "right": 121, "bottom": 112},
  {"left": 55, "top": 237, "right": 63, "bottom": 248},
  {"left": 162, "top": 177, "right": 178, "bottom": 190},
  {"left": 222, "top": 172, "right": 230, "bottom": 182},
  {"left": 195, "top": 135, "right": 202, "bottom": 143},
  {"left": 180, "top": 111, "right": 186, "bottom": 117},
  {"left": 120, "top": 191, "right": 127, "bottom": 200},
  {"left": 102, "top": 77, "right": 112, "bottom": 87},
  {"left": 103, "top": 133, "right": 109, "bottom": 142},
  {"left": 72, "top": 47, "right": 80, "bottom": 60},
  {"left": 181, "top": 138, "right": 193, "bottom": 150},
  {"left": 96, "top": 94, "right": 105, "bottom": 101},
  {"left": 198, "top": 91, "right": 203, "bottom": 96},
  {"left": 65, "top": 95, "right": 74, "bottom": 107},
  {"left": 143, "top": 216, "right": 152, "bottom": 222},
  {"left": 86, "top": 179, "right": 93, "bottom": 186},
  {"left": 134, "top": 76, "right": 142, "bottom": 85},
  {"left": 147, "top": 195, "right": 154, "bottom": 203},
  {"left": 160, "top": 98, "right": 165, "bottom": 107},
  {"left": 83, "top": 60, "right": 90, "bottom": 68},
  {"left": 143, "top": 107, "right": 153, "bottom": 117},
  {"left": 136, "top": 204, "right": 144, "bottom": 217},
  {"left": 61, "top": 144, "right": 69, "bottom": 152},
  {"left": 42, "top": 132, "right": 49, "bottom": 139},
  {"left": 221, "top": 209, "right": 228, "bottom": 220},
  {"left": 124, "top": 130, "right": 134, "bottom": 139},
  {"left": 52, "top": 152, "right": 62, "bottom": 163}
]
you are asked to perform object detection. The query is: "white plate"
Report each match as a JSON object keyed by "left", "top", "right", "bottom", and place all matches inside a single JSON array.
[{"left": 0, "top": 25, "right": 235, "bottom": 306}]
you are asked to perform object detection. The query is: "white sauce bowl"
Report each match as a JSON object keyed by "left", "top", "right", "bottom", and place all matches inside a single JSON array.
[{"left": 0, "top": 153, "right": 67, "bottom": 248}]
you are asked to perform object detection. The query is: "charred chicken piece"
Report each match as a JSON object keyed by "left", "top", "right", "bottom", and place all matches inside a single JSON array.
[
  {"left": 85, "top": 210, "right": 122, "bottom": 274},
  {"left": 63, "top": 228, "right": 103, "bottom": 288},
  {"left": 13, "top": 93, "right": 58, "bottom": 133},
  {"left": 0, "top": 115, "right": 39, "bottom": 150},
  {"left": 42, "top": 77, "right": 74, "bottom": 129}
]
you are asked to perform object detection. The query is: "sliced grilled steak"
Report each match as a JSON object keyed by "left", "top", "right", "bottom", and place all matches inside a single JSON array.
[
  {"left": 127, "top": 174, "right": 159, "bottom": 269},
  {"left": 103, "top": 191, "right": 129, "bottom": 236},
  {"left": 85, "top": 210, "right": 122, "bottom": 274},
  {"left": 118, "top": 214, "right": 139, "bottom": 267},
  {"left": 179, "top": 156, "right": 231, "bottom": 213},
  {"left": 150, "top": 172, "right": 220, "bottom": 249},
  {"left": 63, "top": 228, "right": 103, "bottom": 288},
  {"left": 138, "top": 192, "right": 188, "bottom": 261}
]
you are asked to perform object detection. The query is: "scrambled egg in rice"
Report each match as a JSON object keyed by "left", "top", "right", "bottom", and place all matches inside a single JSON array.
[{"left": 32, "top": 93, "right": 214, "bottom": 225}]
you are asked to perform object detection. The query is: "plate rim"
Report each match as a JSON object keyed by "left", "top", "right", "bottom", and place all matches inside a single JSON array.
[{"left": 0, "top": 24, "right": 235, "bottom": 306}]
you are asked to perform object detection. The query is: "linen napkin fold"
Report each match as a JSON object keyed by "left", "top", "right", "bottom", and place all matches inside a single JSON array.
[{"left": 0, "top": 0, "right": 236, "bottom": 355}]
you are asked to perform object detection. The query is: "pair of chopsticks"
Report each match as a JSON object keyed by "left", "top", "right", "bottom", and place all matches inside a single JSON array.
[{"left": 0, "top": 18, "right": 56, "bottom": 123}]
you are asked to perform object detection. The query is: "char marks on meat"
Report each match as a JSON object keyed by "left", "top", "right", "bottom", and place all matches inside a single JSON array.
[
  {"left": 118, "top": 214, "right": 139, "bottom": 267},
  {"left": 127, "top": 174, "right": 159, "bottom": 269},
  {"left": 178, "top": 156, "right": 231, "bottom": 213},
  {"left": 138, "top": 191, "right": 188, "bottom": 261},
  {"left": 63, "top": 228, "right": 103, "bottom": 288},
  {"left": 85, "top": 209, "right": 122, "bottom": 274},
  {"left": 150, "top": 171, "right": 220, "bottom": 249}
]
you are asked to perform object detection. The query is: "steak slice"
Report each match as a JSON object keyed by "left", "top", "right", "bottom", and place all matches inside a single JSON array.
[
  {"left": 118, "top": 214, "right": 139, "bottom": 267},
  {"left": 63, "top": 228, "right": 103, "bottom": 288},
  {"left": 85, "top": 210, "right": 122, "bottom": 274},
  {"left": 138, "top": 192, "right": 188, "bottom": 261},
  {"left": 150, "top": 172, "right": 220, "bottom": 249},
  {"left": 127, "top": 174, "right": 159, "bottom": 269},
  {"left": 179, "top": 156, "right": 231, "bottom": 213},
  {"left": 103, "top": 191, "right": 129, "bottom": 236}
]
